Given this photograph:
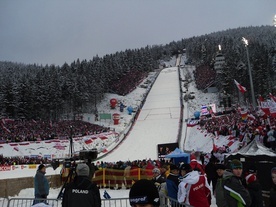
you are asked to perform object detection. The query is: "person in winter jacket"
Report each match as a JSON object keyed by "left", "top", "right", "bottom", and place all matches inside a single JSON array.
[
  {"left": 178, "top": 164, "right": 211, "bottom": 207},
  {"left": 214, "top": 164, "right": 228, "bottom": 207},
  {"left": 166, "top": 164, "right": 180, "bottom": 206},
  {"left": 129, "top": 179, "right": 160, "bottom": 207},
  {"left": 62, "top": 163, "right": 101, "bottom": 207},
  {"left": 205, "top": 157, "right": 218, "bottom": 194},
  {"left": 269, "top": 167, "right": 276, "bottom": 207},
  {"left": 245, "top": 173, "right": 264, "bottom": 207},
  {"left": 33, "top": 164, "right": 50, "bottom": 205},
  {"left": 152, "top": 168, "right": 167, "bottom": 207},
  {"left": 190, "top": 154, "right": 205, "bottom": 175},
  {"left": 223, "top": 159, "right": 251, "bottom": 207}
]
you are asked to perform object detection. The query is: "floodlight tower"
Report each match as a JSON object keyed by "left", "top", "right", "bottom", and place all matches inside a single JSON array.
[
  {"left": 273, "top": 14, "right": 276, "bottom": 27},
  {"left": 242, "top": 37, "right": 256, "bottom": 109}
]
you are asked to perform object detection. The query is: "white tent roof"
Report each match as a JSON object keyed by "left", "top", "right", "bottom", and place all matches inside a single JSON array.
[{"left": 233, "top": 139, "right": 276, "bottom": 157}]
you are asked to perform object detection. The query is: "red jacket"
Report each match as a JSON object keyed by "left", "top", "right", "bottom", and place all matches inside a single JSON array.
[{"left": 178, "top": 171, "right": 211, "bottom": 207}]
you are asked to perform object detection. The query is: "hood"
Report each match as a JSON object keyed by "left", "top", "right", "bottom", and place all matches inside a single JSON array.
[
  {"left": 182, "top": 170, "right": 200, "bottom": 184},
  {"left": 223, "top": 170, "right": 233, "bottom": 178}
]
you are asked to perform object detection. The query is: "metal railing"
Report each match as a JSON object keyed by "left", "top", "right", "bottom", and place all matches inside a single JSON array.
[
  {"left": 1, "top": 195, "right": 192, "bottom": 207},
  {"left": 7, "top": 198, "right": 59, "bottom": 207}
]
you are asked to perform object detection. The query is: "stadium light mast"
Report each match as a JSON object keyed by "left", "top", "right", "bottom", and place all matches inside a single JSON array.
[
  {"left": 242, "top": 37, "right": 256, "bottom": 109},
  {"left": 273, "top": 14, "right": 276, "bottom": 27}
]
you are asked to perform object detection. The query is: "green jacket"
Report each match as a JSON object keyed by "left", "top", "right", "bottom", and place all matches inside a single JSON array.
[
  {"left": 215, "top": 176, "right": 228, "bottom": 207},
  {"left": 223, "top": 171, "right": 251, "bottom": 207}
]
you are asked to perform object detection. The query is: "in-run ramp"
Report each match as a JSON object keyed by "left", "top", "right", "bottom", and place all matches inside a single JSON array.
[{"left": 99, "top": 67, "right": 182, "bottom": 162}]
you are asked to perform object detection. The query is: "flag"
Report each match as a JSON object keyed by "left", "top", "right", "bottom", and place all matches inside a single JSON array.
[
  {"left": 103, "top": 190, "right": 111, "bottom": 199},
  {"left": 258, "top": 95, "right": 264, "bottom": 102},
  {"left": 269, "top": 93, "right": 276, "bottom": 102},
  {"left": 234, "top": 79, "right": 247, "bottom": 93}
]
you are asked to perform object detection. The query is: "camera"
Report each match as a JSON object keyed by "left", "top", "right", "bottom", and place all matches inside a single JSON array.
[
  {"left": 51, "top": 148, "right": 98, "bottom": 170},
  {"left": 79, "top": 148, "right": 98, "bottom": 160}
]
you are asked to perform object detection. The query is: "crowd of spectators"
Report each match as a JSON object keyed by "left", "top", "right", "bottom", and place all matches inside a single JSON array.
[
  {"left": 193, "top": 65, "right": 216, "bottom": 90},
  {"left": 0, "top": 119, "right": 109, "bottom": 143},
  {"left": 200, "top": 108, "right": 276, "bottom": 152},
  {"left": 109, "top": 70, "right": 146, "bottom": 96},
  {"left": 0, "top": 154, "right": 50, "bottom": 165}
]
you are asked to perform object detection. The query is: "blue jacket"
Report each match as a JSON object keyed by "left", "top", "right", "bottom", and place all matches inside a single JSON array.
[
  {"left": 166, "top": 173, "right": 179, "bottom": 200},
  {"left": 34, "top": 170, "right": 49, "bottom": 196}
]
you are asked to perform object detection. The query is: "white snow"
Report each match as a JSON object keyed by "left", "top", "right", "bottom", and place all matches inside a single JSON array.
[{"left": 0, "top": 56, "right": 241, "bottom": 206}]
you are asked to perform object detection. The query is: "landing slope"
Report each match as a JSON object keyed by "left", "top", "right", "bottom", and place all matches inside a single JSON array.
[{"left": 100, "top": 67, "right": 181, "bottom": 162}]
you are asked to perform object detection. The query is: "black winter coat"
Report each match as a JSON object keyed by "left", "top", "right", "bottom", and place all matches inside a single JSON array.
[
  {"left": 247, "top": 180, "right": 264, "bottom": 207},
  {"left": 269, "top": 184, "right": 276, "bottom": 207},
  {"left": 62, "top": 176, "right": 101, "bottom": 207}
]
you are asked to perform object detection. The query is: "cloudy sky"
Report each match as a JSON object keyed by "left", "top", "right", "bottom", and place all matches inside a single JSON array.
[{"left": 1, "top": 0, "right": 275, "bottom": 66}]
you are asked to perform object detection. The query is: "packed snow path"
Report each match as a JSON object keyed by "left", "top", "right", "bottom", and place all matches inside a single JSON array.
[{"left": 100, "top": 67, "right": 182, "bottom": 162}]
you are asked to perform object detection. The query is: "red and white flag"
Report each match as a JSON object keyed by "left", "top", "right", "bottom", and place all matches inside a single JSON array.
[{"left": 234, "top": 79, "right": 247, "bottom": 93}]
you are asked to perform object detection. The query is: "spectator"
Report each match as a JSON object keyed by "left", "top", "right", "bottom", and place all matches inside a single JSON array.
[
  {"left": 178, "top": 163, "right": 211, "bottom": 207},
  {"left": 214, "top": 164, "right": 228, "bottom": 207},
  {"left": 33, "top": 164, "right": 50, "bottom": 205},
  {"left": 166, "top": 164, "right": 180, "bottom": 206},
  {"left": 151, "top": 168, "right": 167, "bottom": 207},
  {"left": 190, "top": 154, "right": 205, "bottom": 175},
  {"left": 245, "top": 173, "right": 264, "bottom": 207},
  {"left": 160, "top": 164, "right": 169, "bottom": 178},
  {"left": 205, "top": 157, "right": 218, "bottom": 194},
  {"left": 223, "top": 159, "right": 251, "bottom": 207},
  {"left": 178, "top": 163, "right": 192, "bottom": 181},
  {"left": 129, "top": 179, "right": 160, "bottom": 207},
  {"left": 269, "top": 167, "right": 276, "bottom": 207},
  {"left": 62, "top": 163, "right": 101, "bottom": 207}
]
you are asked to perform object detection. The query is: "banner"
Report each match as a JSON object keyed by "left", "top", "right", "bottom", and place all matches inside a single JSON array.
[{"left": 187, "top": 119, "right": 199, "bottom": 127}]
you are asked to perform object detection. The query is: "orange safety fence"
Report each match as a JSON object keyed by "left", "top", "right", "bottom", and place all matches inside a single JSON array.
[{"left": 92, "top": 168, "right": 154, "bottom": 189}]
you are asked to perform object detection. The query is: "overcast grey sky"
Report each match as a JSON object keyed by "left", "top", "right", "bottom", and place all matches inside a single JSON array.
[{"left": 1, "top": 0, "right": 276, "bottom": 66}]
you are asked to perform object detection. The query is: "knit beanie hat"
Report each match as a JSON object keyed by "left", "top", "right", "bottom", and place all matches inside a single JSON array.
[
  {"left": 245, "top": 174, "right": 256, "bottom": 184},
  {"left": 129, "top": 179, "right": 160, "bottom": 206},
  {"left": 38, "top": 164, "right": 45, "bottom": 171},
  {"left": 230, "top": 159, "right": 243, "bottom": 169},
  {"left": 76, "top": 163, "right": 90, "bottom": 177}
]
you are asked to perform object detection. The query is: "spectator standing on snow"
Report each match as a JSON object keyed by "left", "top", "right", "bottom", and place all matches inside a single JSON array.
[
  {"left": 223, "top": 159, "right": 251, "bottom": 207},
  {"left": 177, "top": 163, "right": 211, "bottom": 207},
  {"left": 62, "top": 163, "right": 101, "bottom": 207},
  {"left": 33, "top": 164, "right": 50, "bottom": 205}
]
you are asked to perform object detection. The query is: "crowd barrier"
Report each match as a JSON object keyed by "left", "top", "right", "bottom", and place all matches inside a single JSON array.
[
  {"left": 92, "top": 168, "right": 156, "bottom": 189},
  {"left": 0, "top": 195, "right": 192, "bottom": 207}
]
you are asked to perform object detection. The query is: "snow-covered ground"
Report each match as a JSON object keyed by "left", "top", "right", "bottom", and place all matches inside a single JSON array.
[{"left": 1, "top": 56, "right": 235, "bottom": 206}]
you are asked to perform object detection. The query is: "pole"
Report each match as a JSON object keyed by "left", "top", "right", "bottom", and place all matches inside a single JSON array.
[{"left": 245, "top": 45, "right": 256, "bottom": 109}]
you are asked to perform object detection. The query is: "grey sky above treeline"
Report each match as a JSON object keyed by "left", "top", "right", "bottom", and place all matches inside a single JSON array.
[{"left": 1, "top": 0, "right": 275, "bottom": 66}]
